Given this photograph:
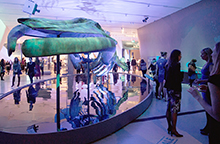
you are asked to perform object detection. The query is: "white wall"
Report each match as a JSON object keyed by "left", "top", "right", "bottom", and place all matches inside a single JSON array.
[
  {"left": 138, "top": 0, "right": 220, "bottom": 71},
  {"left": 111, "top": 34, "right": 139, "bottom": 60},
  {"left": 0, "top": 19, "right": 6, "bottom": 51}
]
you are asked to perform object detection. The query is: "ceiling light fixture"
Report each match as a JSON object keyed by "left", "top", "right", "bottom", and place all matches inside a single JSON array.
[
  {"left": 142, "top": 16, "right": 149, "bottom": 22},
  {"left": 23, "top": 0, "right": 40, "bottom": 15}
]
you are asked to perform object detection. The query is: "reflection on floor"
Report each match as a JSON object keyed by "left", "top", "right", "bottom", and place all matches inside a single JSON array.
[
  {"left": 0, "top": 70, "right": 209, "bottom": 144},
  {"left": 0, "top": 71, "right": 147, "bottom": 134}
]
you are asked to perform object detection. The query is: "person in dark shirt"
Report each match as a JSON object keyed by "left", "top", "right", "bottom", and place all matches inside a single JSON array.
[
  {"left": 164, "top": 49, "right": 183, "bottom": 137},
  {"left": 131, "top": 57, "right": 137, "bottom": 72},
  {"left": 140, "top": 59, "right": 147, "bottom": 77},
  {"left": 5, "top": 61, "right": 11, "bottom": 75},
  {"left": 148, "top": 58, "right": 156, "bottom": 75},
  {"left": 188, "top": 59, "right": 197, "bottom": 87},
  {"left": 40, "top": 58, "right": 44, "bottom": 76},
  {"left": 35, "top": 57, "right": 41, "bottom": 79},
  {"left": 126, "top": 59, "right": 130, "bottom": 72},
  {"left": 113, "top": 63, "right": 118, "bottom": 72},
  {"left": 27, "top": 57, "right": 35, "bottom": 83},
  {"left": 0, "top": 59, "right": 5, "bottom": 81}
]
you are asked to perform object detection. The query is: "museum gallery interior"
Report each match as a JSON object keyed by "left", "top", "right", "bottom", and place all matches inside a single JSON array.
[{"left": 0, "top": 0, "right": 219, "bottom": 143}]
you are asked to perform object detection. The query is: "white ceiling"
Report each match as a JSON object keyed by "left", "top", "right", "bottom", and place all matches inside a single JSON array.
[{"left": 0, "top": 0, "right": 201, "bottom": 37}]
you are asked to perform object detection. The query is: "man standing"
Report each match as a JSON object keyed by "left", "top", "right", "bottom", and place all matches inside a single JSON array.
[
  {"left": 131, "top": 57, "right": 137, "bottom": 72},
  {"left": 40, "top": 58, "right": 44, "bottom": 76}
]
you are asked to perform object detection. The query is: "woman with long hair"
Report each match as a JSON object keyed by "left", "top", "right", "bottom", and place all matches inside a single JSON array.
[
  {"left": 194, "top": 47, "right": 213, "bottom": 135},
  {"left": 188, "top": 59, "right": 197, "bottom": 87},
  {"left": 188, "top": 42, "right": 220, "bottom": 143},
  {"left": 164, "top": 49, "right": 183, "bottom": 137},
  {"left": 12, "top": 57, "right": 21, "bottom": 87}
]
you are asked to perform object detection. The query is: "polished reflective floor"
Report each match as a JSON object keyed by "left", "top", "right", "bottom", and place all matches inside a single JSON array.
[
  {"left": 0, "top": 71, "right": 149, "bottom": 134},
  {"left": 0, "top": 70, "right": 208, "bottom": 144}
]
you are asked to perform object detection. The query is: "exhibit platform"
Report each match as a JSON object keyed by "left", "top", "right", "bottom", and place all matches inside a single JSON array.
[{"left": 0, "top": 70, "right": 208, "bottom": 144}]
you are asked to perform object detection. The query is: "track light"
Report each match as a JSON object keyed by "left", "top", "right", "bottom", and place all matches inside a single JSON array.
[
  {"left": 142, "top": 17, "right": 149, "bottom": 22},
  {"left": 23, "top": 0, "right": 40, "bottom": 15}
]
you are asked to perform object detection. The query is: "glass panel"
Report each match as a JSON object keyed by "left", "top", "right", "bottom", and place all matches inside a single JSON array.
[{"left": 0, "top": 73, "right": 149, "bottom": 134}]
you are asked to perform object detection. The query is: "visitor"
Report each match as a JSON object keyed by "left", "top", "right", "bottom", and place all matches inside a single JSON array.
[{"left": 11, "top": 57, "right": 21, "bottom": 87}]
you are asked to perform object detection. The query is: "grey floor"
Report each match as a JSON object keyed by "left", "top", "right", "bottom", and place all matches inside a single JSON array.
[{"left": 0, "top": 70, "right": 209, "bottom": 144}]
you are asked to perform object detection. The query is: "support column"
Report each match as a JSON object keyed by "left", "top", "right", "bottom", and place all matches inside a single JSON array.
[
  {"left": 56, "top": 55, "right": 60, "bottom": 131},
  {"left": 87, "top": 54, "right": 90, "bottom": 121}
]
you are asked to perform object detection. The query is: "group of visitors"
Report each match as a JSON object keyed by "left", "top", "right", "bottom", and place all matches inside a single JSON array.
[
  {"left": 0, "top": 59, "right": 6, "bottom": 81},
  {"left": 131, "top": 57, "right": 147, "bottom": 77},
  {"left": 154, "top": 52, "right": 168, "bottom": 100},
  {"left": 72, "top": 43, "right": 220, "bottom": 142},
  {"left": 188, "top": 43, "right": 220, "bottom": 143},
  {"left": 118, "top": 57, "right": 148, "bottom": 77},
  {"left": 1, "top": 41, "right": 219, "bottom": 143},
  {"left": 12, "top": 57, "right": 40, "bottom": 86},
  {"left": 138, "top": 50, "right": 183, "bottom": 137},
  {"left": 0, "top": 59, "right": 12, "bottom": 80},
  {"left": 145, "top": 42, "right": 220, "bottom": 143},
  {"left": 0, "top": 57, "right": 45, "bottom": 87},
  {"left": 137, "top": 43, "right": 220, "bottom": 143},
  {"left": 144, "top": 52, "right": 168, "bottom": 100}
]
